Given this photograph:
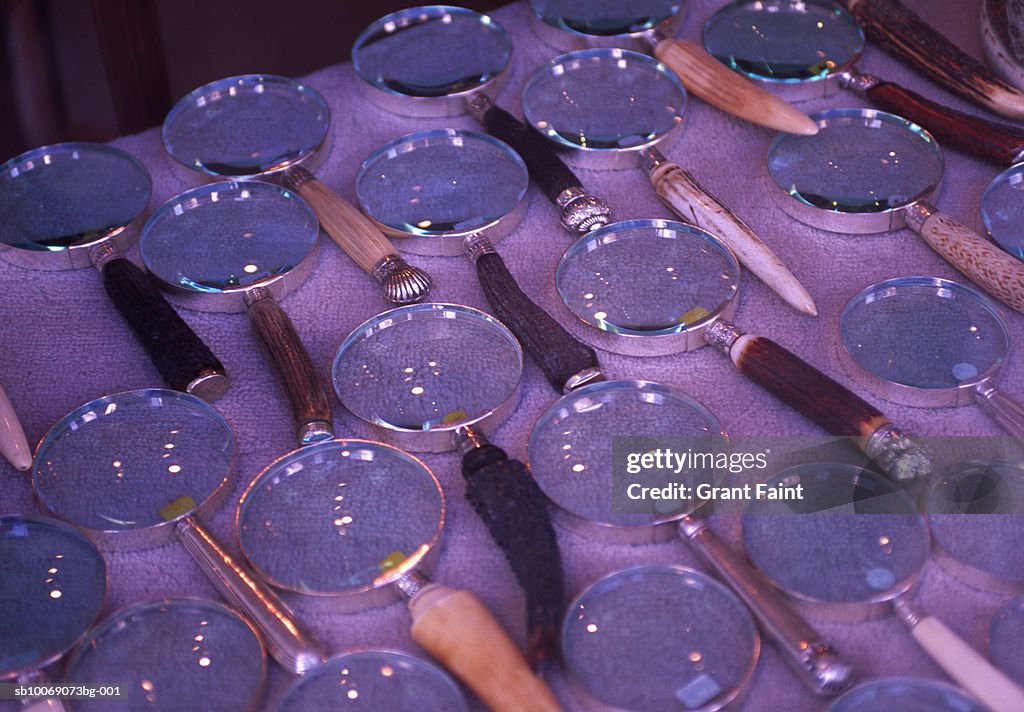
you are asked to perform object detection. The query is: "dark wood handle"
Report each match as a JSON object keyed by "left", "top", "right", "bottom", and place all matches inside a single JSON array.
[
  {"left": 847, "top": 0, "right": 1024, "bottom": 118},
  {"left": 462, "top": 442, "right": 566, "bottom": 670},
  {"left": 866, "top": 81, "right": 1024, "bottom": 165},
  {"left": 480, "top": 102, "right": 584, "bottom": 206},
  {"left": 246, "top": 295, "right": 331, "bottom": 441},
  {"left": 102, "top": 257, "right": 228, "bottom": 400},
  {"left": 731, "top": 333, "right": 888, "bottom": 438},
  {"left": 476, "top": 251, "right": 600, "bottom": 393}
]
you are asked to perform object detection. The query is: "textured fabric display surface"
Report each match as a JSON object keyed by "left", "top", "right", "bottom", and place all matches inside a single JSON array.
[{"left": 1, "top": 1, "right": 1021, "bottom": 710}]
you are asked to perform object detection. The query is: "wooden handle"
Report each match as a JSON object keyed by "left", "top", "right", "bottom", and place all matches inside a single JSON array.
[
  {"left": 462, "top": 442, "right": 566, "bottom": 669},
  {"left": 847, "top": 0, "right": 1024, "bottom": 119},
  {"left": 476, "top": 252, "right": 600, "bottom": 393},
  {"left": 730, "top": 333, "right": 887, "bottom": 439},
  {"left": 914, "top": 210, "right": 1024, "bottom": 314},
  {"left": 285, "top": 168, "right": 397, "bottom": 275},
  {"left": 653, "top": 39, "right": 818, "bottom": 135},
  {"left": 865, "top": 81, "right": 1024, "bottom": 165},
  {"left": 409, "top": 584, "right": 563, "bottom": 712},
  {"left": 647, "top": 159, "right": 817, "bottom": 315},
  {"left": 907, "top": 614, "right": 1024, "bottom": 712},
  {"left": 246, "top": 294, "right": 332, "bottom": 442},
  {"left": 101, "top": 257, "right": 228, "bottom": 401},
  {"left": 0, "top": 383, "right": 31, "bottom": 471}
]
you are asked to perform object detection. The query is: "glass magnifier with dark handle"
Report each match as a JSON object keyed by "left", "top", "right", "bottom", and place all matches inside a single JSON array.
[
  {"left": 703, "top": 0, "right": 1024, "bottom": 167},
  {"left": 0, "top": 143, "right": 228, "bottom": 401}
]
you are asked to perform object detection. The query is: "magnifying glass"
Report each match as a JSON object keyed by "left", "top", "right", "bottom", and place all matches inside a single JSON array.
[
  {"left": 826, "top": 677, "right": 994, "bottom": 712},
  {"left": 837, "top": 277, "right": 1024, "bottom": 436},
  {"left": 527, "top": 378, "right": 855, "bottom": 695},
  {"left": 331, "top": 302, "right": 566, "bottom": 670},
  {"left": 162, "top": 74, "right": 431, "bottom": 305},
  {"left": 139, "top": 180, "right": 332, "bottom": 444},
  {"left": 703, "top": 0, "right": 1024, "bottom": 166},
  {"left": 555, "top": 219, "right": 929, "bottom": 481},
  {"left": 63, "top": 598, "right": 266, "bottom": 711},
  {"left": 768, "top": 108, "right": 1024, "bottom": 314},
  {"left": 1, "top": 514, "right": 106, "bottom": 712},
  {"left": 925, "top": 460, "right": 1024, "bottom": 594},
  {"left": 981, "top": 161, "right": 1024, "bottom": 259},
  {"left": 520, "top": 47, "right": 817, "bottom": 315},
  {"left": 276, "top": 650, "right": 468, "bottom": 712},
  {"left": 0, "top": 143, "right": 227, "bottom": 400},
  {"left": 742, "top": 462, "right": 1024, "bottom": 712},
  {"left": 356, "top": 128, "right": 601, "bottom": 394},
  {"left": 991, "top": 596, "right": 1024, "bottom": 687},
  {"left": 30, "top": 388, "right": 323, "bottom": 675},
  {"left": 236, "top": 436, "right": 561, "bottom": 712},
  {"left": 561, "top": 565, "right": 760, "bottom": 710},
  {"left": 352, "top": 5, "right": 614, "bottom": 236},
  {"left": 843, "top": 0, "right": 1024, "bottom": 120},
  {"left": 527, "top": 0, "right": 818, "bottom": 135}
]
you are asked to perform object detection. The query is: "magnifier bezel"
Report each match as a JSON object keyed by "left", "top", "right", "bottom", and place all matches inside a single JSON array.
[
  {"left": 980, "top": 160, "right": 1024, "bottom": 259},
  {"left": 742, "top": 462, "right": 929, "bottom": 622},
  {"left": 32, "top": 389, "right": 237, "bottom": 552},
  {"left": 140, "top": 180, "right": 321, "bottom": 314},
  {"left": 356, "top": 129, "right": 529, "bottom": 256},
  {"left": 555, "top": 218, "right": 741, "bottom": 356},
  {"left": 826, "top": 677, "right": 993, "bottom": 712},
  {"left": 527, "top": 379, "right": 726, "bottom": 545},
  {"left": 332, "top": 302, "right": 524, "bottom": 453},
  {"left": 561, "top": 564, "right": 760, "bottom": 712},
  {"left": 236, "top": 438, "right": 445, "bottom": 613},
  {"left": 162, "top": 74, "right": 331, "bottom": 182},
  {"left": 64, "top": 597, "right": 267, "bottom": 711},
  {"left": 528, "top": 0, "right": 685, "bottom": 53},
  {"left": 0, "top": 514, "right": 108, "bottom": 680},
  {"left": 768, "top": 108, "right": 944, "bottom": 234},
  {"left": 702, "top": 0, "right": 865, "bottom": 101},
  {"left": 352, "top": 5, "right": 513, "bottom": 118},
  {"left": 0, "top": 142, "right": 151, "bottom": 271},
  {"left": 521, "top": 48, "right": 688, "bottom": 170},
  {"left": 837, "top": 276, "right": 1012, "bottom": 409}
]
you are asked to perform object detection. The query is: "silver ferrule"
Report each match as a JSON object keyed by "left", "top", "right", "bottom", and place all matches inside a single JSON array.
[
  {"left": 903, "top": 202, "right": 935, "bottom": 233},
  {"left": 187, "top": 369, "right": 230, "bottom": 404},
  {"left": 395, "top": 569, "right": 431, "bottom": 599},
  {"left": 556, "top": 187, "right": 613, "bottom": 234},
  {"left": 452, "top": 424, "right": 490, "bottom": 455},
  {"left": 865, "top": 423, "right": 933, "bottom": 481},
  {"left": 892, "top": 597, "right": 922, "bottom": 627},
  {"left": 801, "top": 645, "right": 857, "bottom": 696},
  {"left": 373, "top": 255, "right": 433, "bottom": 305},
  {"left": 637, "top": 27, "right": 668, "bottom": 53},
  {"left": 704, "top": 319, "right": 744, "bottom": 354},
  {"left": 89, "top": 240, "right": 122, "bottom": 271},
  {"left": 298, "top": 420, "right": 334, "bottom": 445},
  {"left": 563, "top": 367, "right": 605, "bottom": 395},
  {"left": 281, "top": 165, "right": 315, "bottom": 191},
  {"left": 242, "top": 285, "right": 274, "bottom": 307},
  {"left": 463, "top": 232, "right": 497, "bottom": 263},
  {"left": 466, "top": 92, "right": 495, "bottom": 123},
  {"left": 637, "top": 146, "right": 668, "bottom": 175},
  {"left": 677, "top": 514, "right": 709, "bottom": 540},
  {"left": 837, "top": 69, "right": 882, "bottom": 96}
]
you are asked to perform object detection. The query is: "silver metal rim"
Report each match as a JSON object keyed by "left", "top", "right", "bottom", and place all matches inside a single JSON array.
[
  {"left": 356, "top": 129, "right": 530, "bottom": 256},
  {"left": 163, "top": 74, "right": 330, "bottom": 181},
  {"left": 528, "top": 3, "right": 685, "bottom": 53},
  {"left": 826, "top": 677, "right": 993, "bottom": 712},
  {"left": 521, "top": 48, "right": 689, "bottom": 171},
  {"left": 555, "top": 219, "right": 742, "bottom": 356},
  {"left": 351, "top": 6, "right": 513, "bottom": 118},
  {"left": 0, "top": 142, "right": 151, "bottom": 271},
  {"left": 332, "top": 302, "right": 524, "bottom": 453},
  {"left": 236, "top": 438, "right": 445, "bottom": 614},
  {"left": 768, "top": 108, "right": 944, "bottom": 235},
  {"left": 139, "top": 180, "right": 321, "bottom": 314},
  {"left": 836, "top": 276, "right": 1010, "bottom": 409}
]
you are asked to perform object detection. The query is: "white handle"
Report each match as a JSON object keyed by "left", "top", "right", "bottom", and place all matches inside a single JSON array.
[
  {"left": 0, "top": 383, "right": 31, "bottom": 471},
  {"left": 906, "top": 612, "right": 1024, "bottom": 712}
]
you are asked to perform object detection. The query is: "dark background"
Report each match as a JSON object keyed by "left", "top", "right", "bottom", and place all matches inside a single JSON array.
[{"left": 0, "top": 0, "right": 507, "bottom": 161}]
